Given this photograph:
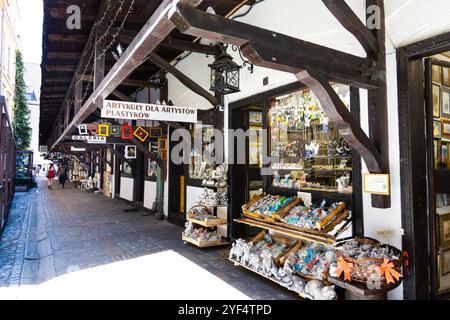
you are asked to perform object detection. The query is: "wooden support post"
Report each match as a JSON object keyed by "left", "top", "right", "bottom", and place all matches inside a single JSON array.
[
  {"left": 366, "top": 0, "right": 390, "bottom": 208},
  {"left": 148, "top": 52, "right": 218, "bottom": 107},
  {"left": 130, "top": 137, "right": 162, "bottom": 167}
]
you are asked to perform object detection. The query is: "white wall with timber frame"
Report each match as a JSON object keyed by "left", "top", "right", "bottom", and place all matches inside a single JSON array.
[{"left": 165, "top": 0, "right": 450, "bottom": 299}]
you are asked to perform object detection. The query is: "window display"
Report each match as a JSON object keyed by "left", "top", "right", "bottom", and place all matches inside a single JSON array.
[
  {"left": 189, "top": 124, "right": 216, "bottom": 180},
  {"left": 268, "top": 85, "right": 352, "bottom": 194}
]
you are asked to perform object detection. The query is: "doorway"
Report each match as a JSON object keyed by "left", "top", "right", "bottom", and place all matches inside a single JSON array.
[{"left": 398, "top": 33, "right": 450, "bottom": 299}]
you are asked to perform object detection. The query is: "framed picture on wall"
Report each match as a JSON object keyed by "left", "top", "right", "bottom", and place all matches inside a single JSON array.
[
  {"left": 442, "top": 143, "right": 449, "bottom": 168},
  {"left": 149, "top": 127, "right": 163, "bottom": 138},
  {"left": 433, "top": 84, "right": 441, "bottom": 118},
  {"left": 434, "top": 120, "right": 442, "bottom": 138},
  {"left": 442, "top": 87, "right": 450, "bottom": 119},
  {"left": 433, "top": 65, "right": 442, "bottom": 84},
  {"left": 443, "top": 67, "right": 450, "bottom": 87},
  {"left": 78, "top": 124, "right": 88, "bottom": 135},
  {"left": 441, "top": 248, "right": 450, "bottom": 276},
  {"left": 158, "top": 138, "right": 168, "bottom": 152},
  {"left": 439, "top": 214, "right": 450, "bottom": 248},
  {"left": 435, "top": 140, "right": 441, "bottom": 167},
  {"left": 442, "top": 119, "right": 450, "bottom": 139},
  {"left": 124, "top": 145, "right": 137, "bottom": 159}
]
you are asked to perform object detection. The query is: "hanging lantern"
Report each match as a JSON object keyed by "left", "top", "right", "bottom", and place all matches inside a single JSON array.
[{"left": 209, "top": 51, "right": 241, "bottom": 95}]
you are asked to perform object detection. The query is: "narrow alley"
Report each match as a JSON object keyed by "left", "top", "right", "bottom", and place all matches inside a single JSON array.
[{"left": 0, "top": 180, "right": 296, "bottom": 300}]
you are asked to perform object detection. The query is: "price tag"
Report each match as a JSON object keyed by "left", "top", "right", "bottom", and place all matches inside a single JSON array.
[{"left": 363, "top": 174, "right": 390, "bottom": 195}]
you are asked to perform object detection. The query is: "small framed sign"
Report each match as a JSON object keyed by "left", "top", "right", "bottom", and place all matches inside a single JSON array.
[
  {"left": 363, "top": 174, "right": 390, "bottom": 196},
  {"left": 78, "top": 124, "right": 88, "bottom": 135},
  {"left": 98, "top": 124, "right": 109, "bottom": 137}
]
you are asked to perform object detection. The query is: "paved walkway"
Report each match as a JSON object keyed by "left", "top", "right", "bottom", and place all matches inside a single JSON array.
[{"left": 0, "top": 179, "right": 297, "bottom": 300}]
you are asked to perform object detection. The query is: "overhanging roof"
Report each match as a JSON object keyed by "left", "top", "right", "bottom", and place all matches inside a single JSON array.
[{"left": 40, "top": 0, "right": 244, "bottom": 146}]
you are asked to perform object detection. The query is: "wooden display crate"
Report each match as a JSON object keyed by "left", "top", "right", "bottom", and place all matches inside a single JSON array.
[
  {"left": 182, "top": 234, "right": 228, "bottom": 248},
  {"left": 187, "top": 216, "right": 227, "bottom": 228},
  {"left": 242, "top": 195, "right": 301, "bottom": 222}
]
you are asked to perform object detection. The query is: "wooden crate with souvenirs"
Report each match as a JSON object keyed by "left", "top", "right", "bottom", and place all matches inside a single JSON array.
[
  {"left": 241, "top": 194, "right": 301, "bottom": 222},
  {"left": 330, "top": 237, "right": 404, "bottom": 287}
]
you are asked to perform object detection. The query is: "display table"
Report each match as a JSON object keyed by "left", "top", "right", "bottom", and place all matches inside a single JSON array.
[{"left": 328, "top": 276, "right": 402, "bottom": 300}]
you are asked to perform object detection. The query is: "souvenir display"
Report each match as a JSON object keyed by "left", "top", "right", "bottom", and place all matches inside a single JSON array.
[
  {"left": 283, "top": 242, "right": 337, "bottom": 281},
  {"left": 197, "top": 188, "right": 228, "bottom": 206},
  {"left": 268, "top": 87, "right": 353, "bottom": 193},
  {"left": 281, "top": 201, "right": 347, "bottom": 231},
  {"left": 330, "top": 238, "right": 403, "bottom": 286},
  {"left": 228, "top": 236, "right": 336, "bottom": 300},
  {"left": 202, "top": 163, "right": 228, "bottom": 187},
  {"left": 243, "top": 194, "right": 297, "bottom": 220},
  {"left": 183, "top": 222, "right": 222, "bottom": 242}
]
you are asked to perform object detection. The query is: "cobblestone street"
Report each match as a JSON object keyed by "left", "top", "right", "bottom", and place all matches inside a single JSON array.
[{"left": 0, "top": 180, "right": 297, "bottom": 299}]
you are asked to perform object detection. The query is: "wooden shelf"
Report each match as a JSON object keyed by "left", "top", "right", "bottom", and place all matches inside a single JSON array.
[
  {"left": 201, "top": 185, "right": 229, "bottom": 189},
  {"left": 182, "top": 234, "right": 228, "bottom": 248},
  {"left": 187, "top": 216, "right": 227, "bottom": 227},
  {"left": 235, "top": 218, "right": 337, "bottom": 245},
  {"left": 229, "top": 258, "right": 309, "bottom": 300}
]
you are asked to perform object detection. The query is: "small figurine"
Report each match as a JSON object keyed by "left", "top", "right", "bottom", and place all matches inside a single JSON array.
[{"left": 304, "top": 280, "right": 337, "bottom": 300}]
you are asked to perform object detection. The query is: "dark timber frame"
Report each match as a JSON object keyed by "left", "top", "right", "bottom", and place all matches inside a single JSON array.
[
  {"left": 169, "top": 0, "right": 391, "bottom": 208},
  {"left": 397, "top": 32, "right": 450, "bottom": 300}
]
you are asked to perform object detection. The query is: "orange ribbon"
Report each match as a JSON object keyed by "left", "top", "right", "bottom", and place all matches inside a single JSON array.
[
  {"left": 336, "top": 256, "right": 353, "bottom": 282},
  {"left": 379, "top": 258, "right": 403, "bottom": 284}
]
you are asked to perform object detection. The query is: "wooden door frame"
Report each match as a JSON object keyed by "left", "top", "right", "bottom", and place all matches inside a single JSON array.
[{"left": 397, "top": 32, "right": 450, "bottom": 300}]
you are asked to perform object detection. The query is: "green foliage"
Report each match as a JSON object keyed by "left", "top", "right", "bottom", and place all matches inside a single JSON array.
[{"left": 13, "top": 51, "right": 31, "bottom": 150}]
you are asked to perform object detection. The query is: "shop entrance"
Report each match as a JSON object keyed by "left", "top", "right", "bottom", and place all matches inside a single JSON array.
[{"left": 398, "top": 33, "right": 450, "bottom": 299}]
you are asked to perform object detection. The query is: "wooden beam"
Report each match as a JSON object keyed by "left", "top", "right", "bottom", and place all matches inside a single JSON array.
[
  {"left": 74, "top": 75, "right": 82, "bottom": 114},
  {"left": 131, "top": 136, "right": 162, "bottom": 167},
  {"left": 94, "top": 27, "right": 106, "bottom": 93},
  {"left": 148, "top": 52, "right": 218, "bottom": 107},
  {"left": 322, "top": 0, "right": 378, "bottom": 54},
  {"left": 111, "top": 89, "right": 131, "bottom": 101},
  {"left": 296, "top": 69, "right": 382, "bottom": 173},
  {"left": 80, "top": 75, "right": 151, "bottom": 87},
  {"left": 170, "top": 4, "right": 377, "bottom": 89},
  {"left": 52, "top": 0, "right": 205, "bottom": 150},
  {"left": 366, "top": 0, "right": 390, "bottom": 208}
]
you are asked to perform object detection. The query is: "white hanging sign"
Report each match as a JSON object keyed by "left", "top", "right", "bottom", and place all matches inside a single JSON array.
[
  {"left": 101, "top": 100, "right": 198, "bottom": 123},
  {"left": 71, "top": 136, "right": 107, "bottom": 144},
  {"left": 363, "top": 174, "right": 390, "bottom": 196}
]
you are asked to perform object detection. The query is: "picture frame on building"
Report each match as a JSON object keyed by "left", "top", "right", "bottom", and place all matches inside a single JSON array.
[
  {"left": 124, "top": 145, "right": 137, "bottom": 159},
  {"left": 158, "top": 138, "right": 167, "bottom": 152},
  {"left": 160, "top": 150, "right": 168, "bottom": 160},
  {"left": 88, "top": 123, "right": 98, "bottom": 135},
  {"left": 433, "top": 84, "right": 441, "bottom": 118},
  {"left": 439, "top": 213, "right": 450, "bottom": 248},
  {"left": 121, "top": 124, "right": 133, "bottom": 140},
  {"left": 133, "top": 126, "right": 150, "bottom": 142},
  {"left": 98, "top": 124, "right": 109, "bottom": 137},
  {"left": 149, "top": 127, "right": 163, "bottom": 138},
  {"left": 110, "top": 125, "right": 121, "bottom": 137},
  {"left": 442, "top": 143, "right": 449, "bottom": 168},
  {"left": 443, "top": 67, "right": 450, "bottom": 87},
  {"left": 434, "top": 140, "right": 441, "bottom": 167},
  {"left": 442, "top": 119, "right": 450, "bottom": 139},
  {"left": 441, "top": 248, "right": 450, "bottom": 276},
  {"left": 442, "top": 87, "right": 450, "bottom": 119},
  {"left": 433, "top": 65, "right": 442, "bottom": 84},
  {"left": 78, "top": 124, "right": 88, "bottom": 135},
  {"left": 434, "top": 120, "right": 442, "bottom": 138}
]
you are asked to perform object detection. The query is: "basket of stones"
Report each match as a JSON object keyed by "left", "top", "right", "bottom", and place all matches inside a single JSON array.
[{"left": 330, "top": 237, "right": 403, "bottom": 287}]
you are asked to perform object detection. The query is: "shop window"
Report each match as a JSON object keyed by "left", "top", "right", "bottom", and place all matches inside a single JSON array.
[
  {"left": 189, "top": 123, "right": 215, "bottom": 180},
  {"left": 268, "top": 85, "right": 352, "bottom": 193}
]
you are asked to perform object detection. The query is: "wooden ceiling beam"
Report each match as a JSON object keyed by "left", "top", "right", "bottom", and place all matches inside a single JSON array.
[
  {"left": 170, "top": 4, "right": 378, "bottom": 89},
  {"left": 51, "top": 0, "right": 205, "bottom": 150},
  {"left": 321, "top": 0, "right": 378, "bottom": 55},
  {"left": 147, "top": 52, "right": 218, "bottom": 107}
]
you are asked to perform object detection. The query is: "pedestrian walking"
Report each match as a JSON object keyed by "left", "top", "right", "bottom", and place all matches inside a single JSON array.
[
  {"left": 59, "top": 167, "right": 67, "bottom": 189},
  {"left": 47, "top": 164, "right": 56, "bottom": 189}
]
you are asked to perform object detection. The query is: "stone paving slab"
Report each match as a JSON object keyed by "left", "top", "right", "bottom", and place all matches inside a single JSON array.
[{"left": 0, "top": 180, "right": 299, "bottom": 300}]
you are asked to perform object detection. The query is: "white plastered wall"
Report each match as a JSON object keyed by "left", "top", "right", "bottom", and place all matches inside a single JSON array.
[{"left": 165, "top": 0, "right": 450, "bottom": 299}]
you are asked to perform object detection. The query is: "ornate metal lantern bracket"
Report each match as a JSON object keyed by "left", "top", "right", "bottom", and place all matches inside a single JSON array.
[{"left": 231, "top": 45, "right": 254, "bottom": 73}]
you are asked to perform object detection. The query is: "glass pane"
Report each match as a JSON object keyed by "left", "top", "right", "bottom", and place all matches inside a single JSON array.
[{"left": 268, "top": 85, "right": 352, "bottom": 193}]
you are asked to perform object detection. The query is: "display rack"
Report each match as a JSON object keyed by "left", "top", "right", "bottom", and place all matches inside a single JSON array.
[{"left": 182, "top": 185, "right": 229, "bottom": 248}]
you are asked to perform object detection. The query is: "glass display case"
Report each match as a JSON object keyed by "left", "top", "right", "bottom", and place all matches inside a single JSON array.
[
  {"left": 189, "top": 123, "right": 216, "bottom": 180},
  {"left": 268, "top": 85, "right": 353, "bottom": 194}
]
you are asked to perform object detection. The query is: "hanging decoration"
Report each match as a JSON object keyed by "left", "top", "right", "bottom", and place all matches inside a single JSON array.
[
  {"left": 98, "top": 124, "right": 110, "bottom": 137},
  {"left": 133, "top": 126, "right": 150, "bottom": 142},
  {"left": 121, "top": 124, "right": 133, "bottom": 140}
]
